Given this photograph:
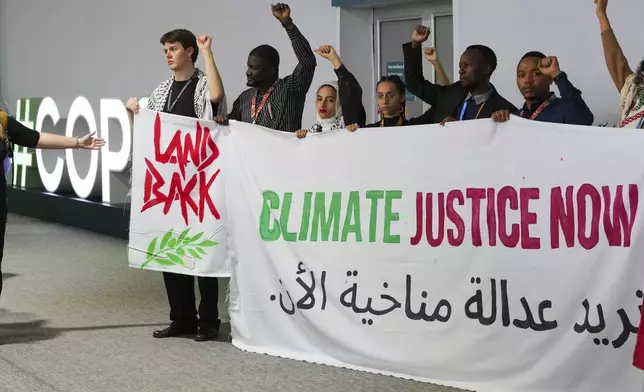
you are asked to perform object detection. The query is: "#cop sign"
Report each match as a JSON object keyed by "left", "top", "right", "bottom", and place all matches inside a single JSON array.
[{"left": 13, "top": 96, "right": 148, "bottom": 203}]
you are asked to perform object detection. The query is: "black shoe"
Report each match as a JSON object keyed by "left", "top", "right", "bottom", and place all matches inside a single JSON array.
[
  {"left": 194, "top": 325, "right": 219, "bottom": 342},
  {"left": 153, "top": 322, "right": 197, "bottom": 338}
]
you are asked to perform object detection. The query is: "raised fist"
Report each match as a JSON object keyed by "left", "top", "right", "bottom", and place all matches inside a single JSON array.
[
  {"left": 538, "top": 56, "right": 561, "bottom": 79},
  {"left": 197, "top": 35, "right": 212, "bottom": 51},
  {"left": 272, "top": 3, "right": 291, "bottom": 24},
  {"left": 411, "top": 25, "right": 430, "bottom": 45},
  {"left": 314, "top": 45, "right": 339, "bottom": 61},
  {"left": 423, "top": 47, "right": 438, "bottom": 63}
]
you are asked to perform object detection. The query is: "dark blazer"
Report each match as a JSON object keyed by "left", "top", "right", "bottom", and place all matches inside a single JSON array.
[
  {"left": 335, "top": 64, "right": 367, "bottom": 127},
  {"left": 402, "top": 42, "right": 517, "bottom": 123}
]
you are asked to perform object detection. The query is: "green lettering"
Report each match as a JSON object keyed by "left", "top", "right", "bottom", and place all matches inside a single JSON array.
[
  {"left": 298, "top": 192, "right": 313, "bottom": 241},
  {"left": 341, "top": 191, "right": 362, "bottom": 242},
  {"left": 366, "top": 190, "right": 384, "bottom": 243},
  {"left": 384, "top": 190, "right": 402, "bottom": 243},
  {"left": 280, "top": 192, "right": 297, "bottom": 242},
  {"left": 259, "top": 190, "right": 281, "bottom": 241},
  {"left": 311, "top": 192, "right": 342, "bottom": 242}
]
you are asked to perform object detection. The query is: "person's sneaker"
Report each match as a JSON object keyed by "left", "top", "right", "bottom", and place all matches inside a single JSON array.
[
  {"left": 194, "top": 325, "right": 219, "bottom": 342},
  {"left": 153, "top": 322, "right": 197, "bottom": 338}
]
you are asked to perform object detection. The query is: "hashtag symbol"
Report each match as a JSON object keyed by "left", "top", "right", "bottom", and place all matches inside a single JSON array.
[{"left": 13, "top": 99, "right": 34, "bottom": 188}]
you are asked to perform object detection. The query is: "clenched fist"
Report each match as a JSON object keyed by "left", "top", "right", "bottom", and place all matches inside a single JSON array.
[
  {"left": 538, "top": 56, "right": 561, "bottom": 79},
  {"left": 272, "top": 3, "right": 292, "bottom": 25},
  {"left": 411, "top": 25, "right": 430, "bottom": 47},
  {"left": 197, "top": 35, "right": 212, "bottom": 51},
  {"left": 423, "top": 47, "right": 439, "bottom": 63}
]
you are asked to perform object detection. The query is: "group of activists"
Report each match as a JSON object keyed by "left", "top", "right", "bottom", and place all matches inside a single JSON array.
[{"left": 0, "top": 0, "right": 643, "bottom": 371}]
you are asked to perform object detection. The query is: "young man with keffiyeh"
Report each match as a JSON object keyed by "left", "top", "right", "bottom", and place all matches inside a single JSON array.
[{"left": 126, "top": 29, "right": 227, "bottom": 342}]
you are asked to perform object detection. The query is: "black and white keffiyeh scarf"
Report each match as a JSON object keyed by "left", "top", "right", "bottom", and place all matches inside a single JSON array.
[
  {"left": 309, "top": 81, "right": 345, "bottom": 133},
  {"left": 147, "top": 68, "right": 209, "bottom": 118}
]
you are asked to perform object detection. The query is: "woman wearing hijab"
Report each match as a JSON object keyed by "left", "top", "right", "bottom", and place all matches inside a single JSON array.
[
  {"left": 296, "top": 80, "right": 345, "bottom": 138},
  {"left": 296, "top": 45, "right": 365, "bottom": 138},
  {"left": 0, "top": 110, "right": 105, "bottom": 297}
]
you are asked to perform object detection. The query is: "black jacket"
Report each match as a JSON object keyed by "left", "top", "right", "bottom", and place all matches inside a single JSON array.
[
  {"left": 402, "top": 42, "right": 517, "bottom": 123},
  {"left": 334, "top": 65, "right": 366, "bottom": 127}
]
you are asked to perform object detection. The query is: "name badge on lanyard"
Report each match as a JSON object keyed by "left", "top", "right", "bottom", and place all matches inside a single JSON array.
[{"left": 251, "top": 87, "right": 274, "bottom": 124}]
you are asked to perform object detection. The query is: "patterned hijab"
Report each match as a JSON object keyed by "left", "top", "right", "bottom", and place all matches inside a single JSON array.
[{"left": 310, "top": 81, "right": 344, "bottom": 133}]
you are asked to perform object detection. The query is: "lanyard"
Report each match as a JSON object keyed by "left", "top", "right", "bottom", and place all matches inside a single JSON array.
[
  {"left": 459, "top": 100, "right": 470, "bottom": 121},
  {"left": 380, "top": 116, "right": 403, "bottom": 127},
  {"left": 459, "top": 99, "right": 486, "bottom": 121},
  {"left": 251, "top": 87, "right": 274, "bottom": 124},
  {"left": 520, "top": 94, "right": 556, "bottom": 120},
  {"left": 165, "top": 74, "right": 196, "bottom": 113}
]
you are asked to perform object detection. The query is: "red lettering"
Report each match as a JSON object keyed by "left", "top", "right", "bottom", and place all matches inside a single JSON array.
[
  {"left": 141, "top": 158, "right": 166, "bottom": 212},
  {"left": 603, "top": 185, "right": 639, "bottom": 247},
  {"left": 487, "top": 188, "right": 497, "bottom": 246},
  {"left": 410, "top": 192, "right": 423, "bottom": 246},
  {"left": 520, "top": 188, "right": 541, "bottom": 249},
  {"left": 142, "top": 114, "right": 222, "bottom": 223},
  {"left": 498, "top": 186, "right": 519, "bottom": 248},
  {"left": 446, "top": 190, "right": 465, "bottom": 246},
  {"left": 577, "top": 183, "right": 601, "bottom": 250},
  {"left": 410, "top": 192, "right": 445, "bottom": 247},
  {"left": 199, "top": 169, "right": 221, "bottom": 221},
  {"left": 550, "top": 186, "right": 575, "bottom": 248},
  {"left": 466, "top": 188, "right": 485, "bottom": 247}
]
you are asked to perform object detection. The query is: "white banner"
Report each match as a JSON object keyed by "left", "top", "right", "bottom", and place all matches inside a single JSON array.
[
  {"left": 128, "top": 109, "right": 230, "bottom": 277},
  {"left": 225, "top": 118, "right": 644, "bottom": 392}
]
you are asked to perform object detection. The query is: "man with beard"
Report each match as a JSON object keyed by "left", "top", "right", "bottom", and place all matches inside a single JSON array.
[
  {"left": 402, "top": 25, "right": 516, "bottom": 124},
  {"left": 215, "top": 3, "right": 316, "bottom": 132}
]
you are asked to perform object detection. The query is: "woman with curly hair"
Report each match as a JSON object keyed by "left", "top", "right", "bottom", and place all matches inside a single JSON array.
[{"left": 595, "top": 0, "right": 644, "bottom": 129}]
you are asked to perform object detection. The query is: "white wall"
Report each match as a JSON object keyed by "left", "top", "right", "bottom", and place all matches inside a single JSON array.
[
  {"left": 454, "top": 0, "right": 643, "bottom": 126},
  {"left": 339, "top": 7, "right": 376, "bottom": 122},
  {"left": 0, "top": 0, "right": 339, "bottom": 128}
]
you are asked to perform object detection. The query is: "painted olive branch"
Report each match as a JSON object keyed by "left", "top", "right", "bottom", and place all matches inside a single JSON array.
[{"left": 140, "top": 228, "right": 218, "bottom": 269}]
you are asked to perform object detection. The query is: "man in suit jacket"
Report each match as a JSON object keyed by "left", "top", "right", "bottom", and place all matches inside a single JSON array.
[{"left": 402, "top": 25, "right": 517, "bottom": 124}]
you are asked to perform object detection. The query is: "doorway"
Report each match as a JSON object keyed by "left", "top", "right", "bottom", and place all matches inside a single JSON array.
[{"left": 374, "top": 1, "right": 453, "bottom": 121}]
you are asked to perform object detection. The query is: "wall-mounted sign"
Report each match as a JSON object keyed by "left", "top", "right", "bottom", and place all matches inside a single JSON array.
[
  {"left": 13, "top": 96, "right": 148, "bottom": 203},
  {"left": 385, "top": 62, "right": 416, "bottom": 102}
]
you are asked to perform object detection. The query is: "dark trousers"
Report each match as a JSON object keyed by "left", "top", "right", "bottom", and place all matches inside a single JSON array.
[
  {"left": 0, "top": 209, "right": 6, "bottom": 298},
  {"left": 162, "top": 272, "right": 219, "bottom": 328}
]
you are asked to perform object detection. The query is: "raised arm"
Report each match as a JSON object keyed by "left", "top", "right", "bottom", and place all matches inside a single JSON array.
[
  {"left": 539, "top": 56, "right": 594, "bottom": 126},
  {"left": 197, "top": 35, "right": 225, "bottom": 104},
  {"left": 272, "top": 4, "right": 317, "bottom": 96},
  {"left": 403, "top": 25, "right": 450, "bottom": 106},
  {"left": 595, "top": 0, "right": 633, "bottom": 92},
  {"left": 423, "top": 47, "right": 451, "bottom": 86},
  {"left": 315, "top": 45, "right": 367, "bottom": 127}
]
